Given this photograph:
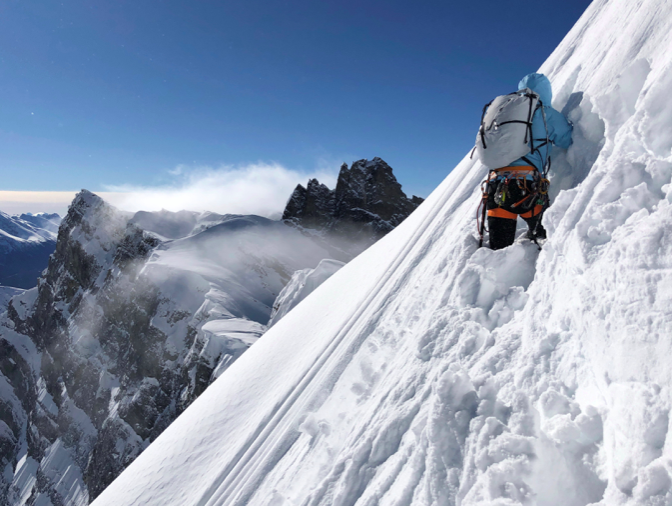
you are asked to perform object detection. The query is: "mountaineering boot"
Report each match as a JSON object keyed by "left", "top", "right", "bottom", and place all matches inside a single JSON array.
[
  {"left": 525, "top": 220, "right": 546, "bottom": 250},
  {"left": 523, "top": 213, "right": 546, "bottom": 242},
  {"left": 526, "top": 224, "right": 547, "bottom": 241}
]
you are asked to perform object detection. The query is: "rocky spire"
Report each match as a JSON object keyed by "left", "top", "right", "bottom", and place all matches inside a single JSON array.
[{"left": 282, "top": 157, "right": 423, "bottom": 243}]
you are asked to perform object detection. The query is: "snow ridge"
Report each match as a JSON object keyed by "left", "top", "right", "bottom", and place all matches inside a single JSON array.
[{"left": 201, "top": 178, "right": 451, "bottom": 506}]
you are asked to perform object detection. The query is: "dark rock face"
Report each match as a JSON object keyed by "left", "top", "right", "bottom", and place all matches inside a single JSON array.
[
  {"left": 283, "top": 179, "right": 336, "bottom": 231},
  {"left": 0, "top": 192, "right": 204, "bottom": 504},
  {"left": 0, "top": 191, "right": 162, "bottom": 504},
  {"left": 283, "top": 158, "right": 423, "bottom": 247}
]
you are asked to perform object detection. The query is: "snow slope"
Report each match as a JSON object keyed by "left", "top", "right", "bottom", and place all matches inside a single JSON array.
[
  {"left": 141, "top": 214, "right": 337, "bottom": 375},
  {"left": 129, "top": 209, "right": 233, "bottom": 240},
  {"left": 0, "top": 286, "right": 24, "bottom": 311},
  {"left": 267, "top": 259, "right": 345, "bottom": 327},
  {"left": 0, "top": 211, "right": 60, "bottom": 288},
  {"left": 94, "top": 1, "right": 672, "bottom": 504},
  {"left": 0, "top": 212, "right": 59, "bottom": 245}
]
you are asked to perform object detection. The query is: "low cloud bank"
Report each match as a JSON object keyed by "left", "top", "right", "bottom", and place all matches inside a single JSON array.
[
  {"left": 0, "top": 191, "right": 77, "bottom": 217},
  {"left": 105, "top": 163, "right": 337, "bottom": 218}
]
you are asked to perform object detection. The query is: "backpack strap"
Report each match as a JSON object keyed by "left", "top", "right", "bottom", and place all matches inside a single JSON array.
[
  {"left": 521, "top": 156, "right": 537, "bottom": 167},
  {"left": 523, "top": 100, "right": 553, "bottom": 175},
  {"left": 495, "top": 92, "right": 539, "bottom": 147},
  {"left": 525, "top": 93, "right": 535, "bottom": 145},
  {"left": 479, "top": 100, "right": 494, "bottom": 149},
  {"left": 538, "top": 101, "right": 551, "bottom": 177}
]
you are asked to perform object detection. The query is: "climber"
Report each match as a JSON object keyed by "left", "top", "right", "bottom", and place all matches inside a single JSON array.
[{"left": 475, "top": 73, "right": 573, "bottom": 250}]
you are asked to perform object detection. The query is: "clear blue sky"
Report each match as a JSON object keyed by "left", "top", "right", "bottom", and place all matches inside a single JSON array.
[{"left": 0, "top": 0, "right": 591, "bottom": 200}]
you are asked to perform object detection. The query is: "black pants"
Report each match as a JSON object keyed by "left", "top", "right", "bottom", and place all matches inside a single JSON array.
[{"left": 488, "top": 214, "right": 545, "bottom": 250}]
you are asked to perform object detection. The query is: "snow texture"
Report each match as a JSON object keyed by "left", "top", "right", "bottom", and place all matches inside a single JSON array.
[
  {"left": 0, "top": 286, "right": 24, "bottom": 312},
  {"left": 0, "top": 211, "right": 61, "bottom": 288},
  {"left": 93, "top": 1, "right": 672, "bottom": 504},
  {"left": 268, "top": 259, "right": 345, "bottom": 328}
]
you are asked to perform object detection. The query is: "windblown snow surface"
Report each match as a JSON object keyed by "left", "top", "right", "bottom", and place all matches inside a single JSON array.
[
  {"left": 268, "top": 259, "right": 345, "bottom": 328},
  {"left": 94, "top": 1, "right": 672, "bottom": 505},
  {"left": 0, "top": 286, "right": 24, "bottom": 311}
]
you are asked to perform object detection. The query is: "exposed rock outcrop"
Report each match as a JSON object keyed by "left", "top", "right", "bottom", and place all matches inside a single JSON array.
[{"left": 283, "top": 157, "right": 424, "bottom": 248}]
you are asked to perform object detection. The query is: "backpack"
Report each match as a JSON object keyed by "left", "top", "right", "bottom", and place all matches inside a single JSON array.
[{"left": 473, "top": 88, "right": 543, "bottom": 170}]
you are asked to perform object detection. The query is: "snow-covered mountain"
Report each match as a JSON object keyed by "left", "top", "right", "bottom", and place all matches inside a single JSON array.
[
  {"left": 0, "top": 190, "right": 336, "bottom": 505},
  {"left": 0, "top": 158, "right": 418, "bottom": 505},
  {"left": 0, "top": 212, "right": 61, "bottom": 289},
  {"left": 0, "top": 287, "right": 24, "bottom": 312},
  {"left": 92, "top": 1, "right": 672, "bottom": 505}
]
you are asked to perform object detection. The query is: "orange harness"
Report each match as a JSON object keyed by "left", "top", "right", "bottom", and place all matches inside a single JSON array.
[
  {"left": 488, "top": 205, "right": 543, "bottom": 220},
  {"left": 488, "top": 165, "right": 537, "bottom": 180},
  {"left": 486, "top": 165, "right": 544, "bottom": 220}
]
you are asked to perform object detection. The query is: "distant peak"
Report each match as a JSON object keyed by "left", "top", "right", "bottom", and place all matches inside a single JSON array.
[
  {"left": 347, "top": 157, "right": 393, "bottom": 173},
  {"left": 72, "top": 189, "right": 104, "bottom": 208},
  {"left": 282, "top": 157, "right": 423, "bottom": 242},
  {"left": 62, "top": 190, "right": 120, "bottom": 229}
]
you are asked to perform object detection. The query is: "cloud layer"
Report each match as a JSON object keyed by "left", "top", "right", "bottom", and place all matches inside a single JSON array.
[
  {"left": 104, "top": 163, "right": 338, "bottom": 218},
  {"left": 0, "top": 191, "right": 77, "bottom": 217}
]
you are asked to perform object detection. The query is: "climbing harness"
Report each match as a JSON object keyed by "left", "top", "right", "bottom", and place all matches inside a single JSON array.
[{"left": 477, "top": 166, "right": 551, "bottom": 249}]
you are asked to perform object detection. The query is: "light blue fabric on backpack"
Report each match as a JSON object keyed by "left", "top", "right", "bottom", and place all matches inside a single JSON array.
[{"left": 509, "top": 73, "right": 573, "bottom": 172}]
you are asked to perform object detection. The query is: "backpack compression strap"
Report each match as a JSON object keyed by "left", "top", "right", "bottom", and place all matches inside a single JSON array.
[
  {"left": 492, "top": 91, "right": 539, "bottom": 147},
  {"left": 479, "top": 100, "right": 494, "bottom": 149}
]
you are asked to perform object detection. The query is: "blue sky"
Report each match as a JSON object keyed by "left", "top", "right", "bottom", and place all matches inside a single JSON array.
[{"left": 0, "top": 0, "right": 591, "bottom": 213}]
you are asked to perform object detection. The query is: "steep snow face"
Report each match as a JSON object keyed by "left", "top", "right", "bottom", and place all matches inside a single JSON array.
[{"left": 94, "top": 1, "right": 672, "bottom": 505}]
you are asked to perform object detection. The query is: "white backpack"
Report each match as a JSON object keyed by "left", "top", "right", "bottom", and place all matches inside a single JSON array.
[{"left": 474, "top": 88, "right": 543, "bottom": 170}]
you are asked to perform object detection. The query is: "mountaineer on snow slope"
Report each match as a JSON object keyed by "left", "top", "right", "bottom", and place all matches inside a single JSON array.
[{"left": 476, "top": 72, "right": 573, "bottom": 250}]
